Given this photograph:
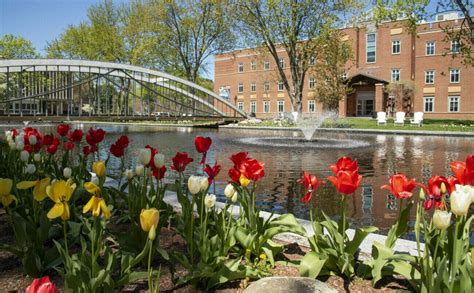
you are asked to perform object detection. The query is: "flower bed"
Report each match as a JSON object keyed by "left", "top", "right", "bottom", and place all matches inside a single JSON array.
[{"left": 0, "top": 124, "right": 473, "bottom": 292}]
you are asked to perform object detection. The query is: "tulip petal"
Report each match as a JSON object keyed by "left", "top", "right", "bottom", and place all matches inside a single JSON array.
[
  {"left": 47, "top": 203, "right": 64, "bottom": 219},
  {"left": 61, "top": 203, "right": 70, "bottom": 220},
  {"left": 16, "top": 180, "right": 38, "bottom": 190},
  {"left": 0, "top": 178, "right": 13, "bottom": 196},
  {"left": 84, "top": 182, "right": 100, "bottom": 195},
  {"left": 83, "top": 196, "right": 95, "bottom": 214},
  {"left": 1, "top": 194, "right": 17, "bottom": 207},
  {"left": 100, "top": 199, "right": 110, "bottom": 219}
]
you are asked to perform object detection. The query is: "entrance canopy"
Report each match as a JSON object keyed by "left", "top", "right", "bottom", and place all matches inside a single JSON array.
[{"left": 346, "top": 73, "right": 389, "bottom": 86}]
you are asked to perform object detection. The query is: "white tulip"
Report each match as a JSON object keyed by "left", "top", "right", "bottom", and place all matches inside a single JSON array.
[
  {"left": 63, "top": 167, "right": 72, "bottom": 179},
  {"left": 124, "top": 169, "right": 133, "bottom": 180},
  {"left": 231, "top": 192, "right": 238, "bottom": 203},
  {"left": 25, "top": 164, "right": 36, "bottom": 174},
  {"left": 20, "top": 150, "right": 29, "bottom": 162},
  {"left": 91, "top": 175, "right": 100, "bottom": 185},
  {"left": 15, "top": 134, "right": 23, "bottom": 144},
  {"left": 28, "top": 135, "right": 37, "bottom": 145},
  {"left": 205, "top": 194, "right": 216, "bottom": 209},
  {"left": 199, "top": 176, "right": 209, "bottom": 192},
  {"left": 224, "top": 184, "right": 235, "bottom": 198},
  {"left": 433, "top": 209, "right": 451, "bottom": 230},
  {"left": 33, "top": 153, "right": 41, "bottom": 162},
  {"left": 135, "top": 165, "right": 144, "bottom": 177},
  {"left": 138, "top": 148, "right": 152, "bottom": 166},
  {"left": 153, "top": 153, "right": 165, "bottom": 168},
  {"left": 9, "top": 142, "right": 16, "bottom": 150},
  {"left": 16, "top": 141, "right": 24, "bottom": 150},
  {"left": 451, "top": 187, "right": 472, "bottom": 216},
  {"left": 188, "top": 175, "right": 202, "bottom": 194}
]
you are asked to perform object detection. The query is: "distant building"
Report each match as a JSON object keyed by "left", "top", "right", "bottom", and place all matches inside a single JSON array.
[{"left": 214, "top": 12, "right": 474, "bottom": 119}]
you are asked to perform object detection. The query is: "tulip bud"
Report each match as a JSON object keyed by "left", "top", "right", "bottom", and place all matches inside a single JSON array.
[
  {"left": 188, "top": 175, "right": 202, "bottom": 194},
  {"left": 15, "top": 134, "right": 23, "bottom": 144},
  {"left": 9, "top": 142, "right": 16, "bottom": 150},
  {"left": 140, "top": 208, "right": 159, "bottom": 240},
  {"left": 433, "top": 209, "right": 451, "bottom": 230},
  {"left": 124, "top": 169, "right": 133, "bottom": 180},
  {"left": 199, "top": 176, "right": 209, "bottom": 192},
  {"left": 92, "top": 161, "right": 106, "bottom": 178},
  {"left": 138, "top": 148, "right": 152, "bottom": 166},
  {"left": 16, "top": 141, "right": 24, "bottom": 150},
  {"left": 20, "top": 150, "right": 29, "bottom": 162},
  {"left": 450, "top": 188, "right": 471, "bottom": 216},
  {"left": 239, "top": 174, "right": 250, "bottom": 187},
  {"left": 224, "top": 184, "right": 235, "bottom": 198},
  {"left": 28, "top": 135, "right": 37, "bottom": 145},
  {"left": 63, "top": 167, "right": 72, "bottom": 179},
  {"left": 135, "top": 165, "right": 144, "bottom": 177},
  {"left": 440, "top": 182, "right": 447, "bottom": 194},
  {"left": 33, "top": 153, "right": 41, "bottom": 162},
  {"left": 231, "top": 192, "right": 238, "bottom": 203},
  {"left": 91, "top": 175, "right": 100, "bottom": 186},
  {"left": 205, "top": 194, "right": 216, "bottom": 209},
  {"left": 25, "top": 164, "right": 36, "bottom": 174},
  {"left": 419, "top": 188, "right": 425, "bottom": 200},
  {"left": 153, "top": 153, "right": 165, "bottom": 168}
]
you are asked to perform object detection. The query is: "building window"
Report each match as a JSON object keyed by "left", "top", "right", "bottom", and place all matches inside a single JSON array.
[
  {"left": 309, "top": 55, "right": 316, "bottom": 65},
  {"left": 263, "top": 101, "right": 270, "bottom": 113},
  {"left": 264, "top": 81, "right": 270, "bottom": 91},
  {"left": 250, "top": 101, "right": 256, "bottom": 113},
  {"left": 278, "top": 80, "right": 284, "bottom": 91},
  {"left": 277, "top": 100, "right": 284, "bottom": 113},
  {"left": 425, "top": 70, "right": 434, "bottom": 84},
  {"left": 238, "top": 82, "right": 244, "bottom": 93},
  {"left": 451, "top": 40, "right": 460, "bottom": 53},
  {"left": 392, "top": 40, "right": 400, "bottom": 54},
  {"left": 238, "top": 62, "right": 244, "bottom": 72},
  {"left": 251, "top": 60, "right": 256, "bottom": 70},
  {"left": 309, "top": 77, "right": 316, "bottom": 89},
  {"left": 308, "top": 100, "right": 315, "bottom": 112},
  {"left": 366, "top": 33, "right": 376, "bottom": 63},
  {"left": 237, "top": 101, "right": 244, "bottom": 111},
  {"left": 426, "top": 41, "right": 435, "bottom": 55},
  {"left": 264, "top": 61, "right": 270, "bottom": 70},
  {"left": 424, "top": 96, "right": 434, "bottom": 112},
  {"left": 391, "top": 69, "right": 400, "bottom": 82},
  {"left": 279, "top": 57, "right": 285, "bottom": 69},
  {"left": 450, "top": 68, "right": 460, "bottom": 83},
  {"left": 448, "top": 96, "right": 460, "bottom": 112},
  {"left": 251, "top": 81, "right": 256, "bottom": 92}
]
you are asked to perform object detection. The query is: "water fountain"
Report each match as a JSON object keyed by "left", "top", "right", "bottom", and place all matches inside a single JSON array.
[{"left": 291, "top": 111, "right": 338, "bottom": 141}]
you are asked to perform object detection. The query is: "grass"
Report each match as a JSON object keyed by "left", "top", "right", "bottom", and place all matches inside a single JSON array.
[{"left": 237, "top": 118, "right": 474, "bottom": 133}]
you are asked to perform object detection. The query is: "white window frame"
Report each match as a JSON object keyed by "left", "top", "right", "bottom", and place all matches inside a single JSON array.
[
  {"left": 264, "top": 81, "right": 270, "bottom": 91},
  {"left": 366, "top": 33, "right": 376, "bottom": 63},
  {"left": 237, "top": 101, "right": 244, "bottom": 111},
  {"left": 278, "top": 80, "right": 284, "bottom": 91},
  {"left": 263, "top": 101, "right": 270, "bottom": 113},
  {"left": 391, "top": 69, "right": 400, "bottom": 82},
  {"left": 277, "top": 100, "right": 285, "bottom": 113},
  {"left": 425, "top": 70, "right": 435, "bottom": 84},
  {"left": 250, "top": 81, "right": 256, "bottom": 92},
  {"left": 423, "top": 96, "right": 434, "bottom": 112},
  {"left": 309, "top": 77, "right": 316, "bottom": 89},
  {"left": 238, "top": 82, "right": 244, "bottom": 93},
  {"left": 250, "top": 101, "right": 256, "bottom": 113},
  {"left": 309, "top": 55, "right": 316, "bottom": 65},
  {"left": 251, "top": 60, "right": 257, "bottom": 71},
  {"left": 308, "top": 100, "right": 315, "bottom": 113},
  {"left": 448, "top": 96, "right": 460, "bottom": 112},
  {"left": 392, "top": 40, "right": 400, "bottom": 54},
  {"left": 450, "top": 68, "right": 460, "bottom": 83},
  {"left": 451, "top": 40, "right": 460, "bottom": 53},
  {"left": 264, "top": 61, "right": 270, "bottom": 70},
  {"left": 278, "top": 58, "right": 285, "bottom": 69},
  {"left": 238, "top": 62, "right": 244, "bottom": 72},
  {"left": 426, "top": 41, "right": 435, "bottom": 56}
]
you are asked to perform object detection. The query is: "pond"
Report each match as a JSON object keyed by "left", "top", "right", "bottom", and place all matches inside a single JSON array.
[{"left": 3, "top": 123, "right": 474, "bottom": 236}]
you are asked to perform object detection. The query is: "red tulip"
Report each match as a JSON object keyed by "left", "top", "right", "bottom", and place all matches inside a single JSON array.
[
  {"left": 153, "top": 165, "right": 167, "bottom": 179},
  {"left": 26, "top": 276, "right": 56, "bottom": 293},
  {"left": 228, "top": 167, "right": 241, "bottom": 184},
  {"left": 10, "top": 128, "right": 18, "bottom": 139},
  {"left": 230, "top": 152, "right": 248, "bottom": 168},
  {"left": 329, "top": 156, "right": 359, "bottom": 174},
  {"left": 64, "top": 142, "right": 74, "bottom": 151},
  {"left": 42, "top": 134, "right": 54, "bottom": 146},
  {"left": 47, "top": 144, "right": 58, "bottom": 155},
  {"left": 381, "top": 173, "right": 418, "bottom": 199},
  {"left": 68, "top": 129, "right": 83, "bottom": 142},
  {"left": 327, "top": 170, "right": 362, "bottom": 195},
  {"left": 239, "top": 158, "right": 265, "bottom": 182},
  {"left": 447, "top": 176, "right": 460, "bottom": 192},
  {"left": 116, "top": 135, "right": 129, "bottom": 148},
  {"left": 86, "top": 128, "right": 105, "bottom": 145},
  {"left": 110, "top": 136, "right": 130, "bottom": 158},
  {"left": 23, "top": 144, "right": 33, "bottom": 153},
  {"left": 422, "top": 175, "right": 450, "bottom": 210},
  {"left": 57, "top": 124, "right": 70, "bottom": 137},
  {"left": 204, "top": 162, "right": 221, "bottom": 184},
  {"left": 450, "top": 155, "right": 474, "bottom": 186},
  {"left": 83, "top": 146, "right": 92, "bottom": 156},
  {"left": 298, "top": 171, "right": 324, "bottom": 204},
  {"left": 171, "top": 152, "right": 193, "bottom": 172},
  {"left": 145, "top": 145, "right": 158, "bottom": 167},
  {"left": 195, "top": 136, "right": 212, "bottom": 164}
]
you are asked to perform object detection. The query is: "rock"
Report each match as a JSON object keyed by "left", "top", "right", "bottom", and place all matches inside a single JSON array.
[{"left": 244, "top": 277, "right": 337, "bottom": 293}]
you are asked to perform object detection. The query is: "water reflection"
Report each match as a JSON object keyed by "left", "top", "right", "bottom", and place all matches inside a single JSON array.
[{"left": 2, "top": 123, "right": 473, "bottom": 234}]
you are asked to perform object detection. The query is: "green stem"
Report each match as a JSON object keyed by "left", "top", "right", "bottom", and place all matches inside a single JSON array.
[
  {"left": 189, "top": 195, "right": 195, "bottom": 265},
  {"left": 450, "top": 215, "right": 463, "bottom": 284},
  {"left": 63, "top": 221, "right": 69, "bottom": 256},
  {"left": 148, "top": 239, "right": 154, "bottom": 292}
]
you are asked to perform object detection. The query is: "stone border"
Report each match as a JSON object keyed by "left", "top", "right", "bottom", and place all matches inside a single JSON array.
[{"left": 221, "top": 125, "right": 474, "bottom": 137}]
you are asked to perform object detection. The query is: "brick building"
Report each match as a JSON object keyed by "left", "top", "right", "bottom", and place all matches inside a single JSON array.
[{"left": 214, "top": 12, "right": 474, "bottom": 119}]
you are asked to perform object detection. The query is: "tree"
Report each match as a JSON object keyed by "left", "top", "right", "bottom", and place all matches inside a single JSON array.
[
  {"left": 386, "top": 81, "right": 415, "bottom": 115},
  {"left": 0, "top": 34, "right": 38, "bottom": 59},
  {"left": 234, "top": 0, "right": 362, "bottom": 113}
]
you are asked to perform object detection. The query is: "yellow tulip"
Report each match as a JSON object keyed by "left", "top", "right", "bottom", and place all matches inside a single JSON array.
[
  {"left": 83, "top": 182, "right": 110, "bottom": 219},
  {"left": 17, "top": 178, "right": 51, "bottom": 201},
  {"left": 239, "top": 174, "right": 250, "bottom": 187},
  {"left": 140, "top": 208, "right": 160, "bottom": 240},
  {"left": 92, "top": 161, "right": 106, "bottom": 178},
  {"left": 0, "top": 178, "right": 17, "bottom": 207},
  {"left": 46, "top": 179, "right": 76, "bottom": 220}
]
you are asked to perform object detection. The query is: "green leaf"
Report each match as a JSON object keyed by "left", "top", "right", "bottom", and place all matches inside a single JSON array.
[
  {"left": 264, "top": 213, "right": 307, "bottom": 238},
  {"left": 370, "top": 241, "right": 394, "bottom": 286},
  {"left": 346, "top": 226, "right": 378, "bottom": 255},
  {"left": 385, "top": 202, "right": 413, "bottom": 248},
  {"left": 299, "top": 251, "right": 328, "bottom": 278}
]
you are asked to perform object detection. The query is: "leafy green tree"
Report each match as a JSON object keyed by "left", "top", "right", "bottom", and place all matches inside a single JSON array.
[
  {"left": 0, "top": 34, "right": 38, "bottom": 59},
  {"left": 234, "top": 0, "right": 362, "bottom": 113}
]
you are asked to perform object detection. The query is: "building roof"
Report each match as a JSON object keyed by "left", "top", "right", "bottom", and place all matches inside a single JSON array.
[{"left": 346, "top": 73, "right": 389, "bottom": 86}]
